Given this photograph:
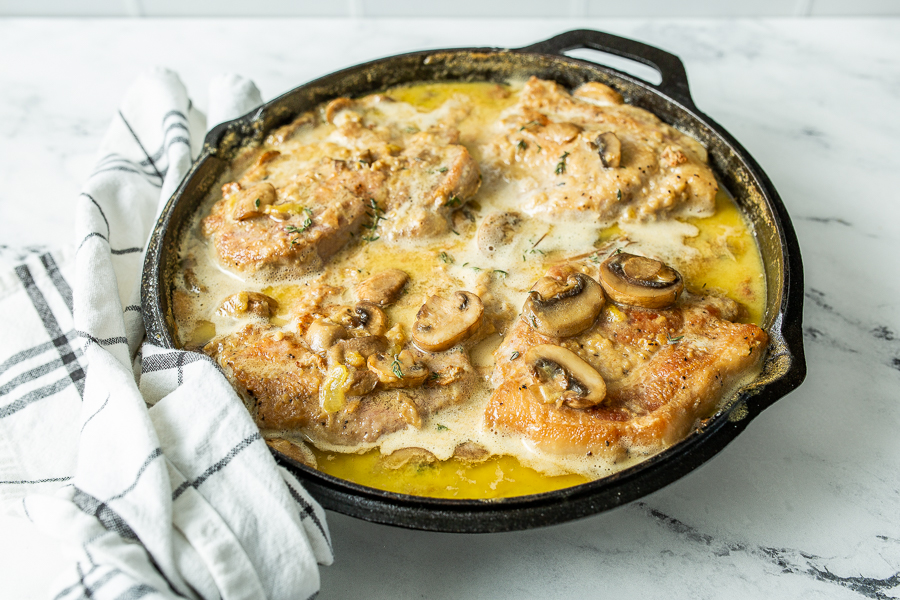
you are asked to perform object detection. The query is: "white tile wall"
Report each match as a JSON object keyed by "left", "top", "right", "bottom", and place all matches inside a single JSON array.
[
  {"left": 1, "top": 0, "right": 898, "bottom": 19},
  {"left": 809, "top": 0, "right": 900, "bottom": 15},
  {"left": 0, "top": 0, "right": 129, "bottom": 16}
]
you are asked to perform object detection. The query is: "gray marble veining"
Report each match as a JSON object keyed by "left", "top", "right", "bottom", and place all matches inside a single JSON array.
[{"left": 1, "top": 17, "right": 898, "bottom": 600}]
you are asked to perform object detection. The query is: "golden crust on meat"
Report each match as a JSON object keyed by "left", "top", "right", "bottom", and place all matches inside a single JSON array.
[
  {"left": 484, "top": 77, "right": 718, "bottom": 222},
  {"left": 486, "top": 294, "right": 767, "bottom": 455}
]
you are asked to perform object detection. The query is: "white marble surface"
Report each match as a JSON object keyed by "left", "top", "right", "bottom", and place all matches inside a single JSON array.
[{"left": 1, "top": 17, "right": 899, "bottom": 600}]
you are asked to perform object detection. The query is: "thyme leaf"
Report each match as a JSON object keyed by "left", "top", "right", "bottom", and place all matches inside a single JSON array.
[
  {"left": 510, "top": 351, "right": 520, "bottom": 361},
  {"left": 555, "top": 151, "right": 570, "bottom": 175},
  {"left": 391, "top": 356, "right": 403, "bottom": 379}
]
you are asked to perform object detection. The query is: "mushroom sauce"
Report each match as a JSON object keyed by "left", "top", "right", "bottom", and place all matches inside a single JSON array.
[{"left": 173, "top": 80, "right": 767, "bottom": 498}]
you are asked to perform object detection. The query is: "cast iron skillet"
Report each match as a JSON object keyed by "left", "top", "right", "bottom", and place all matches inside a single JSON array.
[{"left": 142, "top": 30, "right": 807, "bottom": 533}]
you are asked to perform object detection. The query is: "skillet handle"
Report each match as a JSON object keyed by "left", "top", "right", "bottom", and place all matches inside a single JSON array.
[{"left": 517, "top": 29, "right": 696, "bottom": 109}]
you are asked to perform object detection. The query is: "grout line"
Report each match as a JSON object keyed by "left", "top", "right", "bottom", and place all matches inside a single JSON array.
[
  {"left": 569, "top": 0, "right": 588, "bottom": 18},
  {"left": 796, "top": 0, "right": 814, "bottom": 17},
  {"left": 124, "top": 0, "right": 143, "bottom": 18}
]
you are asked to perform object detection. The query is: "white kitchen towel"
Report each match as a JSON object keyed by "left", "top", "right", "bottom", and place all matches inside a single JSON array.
[{"left": 0, "top": 68, "right": 332, "bottom": 599}]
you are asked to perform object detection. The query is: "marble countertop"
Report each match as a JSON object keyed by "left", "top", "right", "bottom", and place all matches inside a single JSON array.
[{"left": 2, "top": 16, "right": 898, "bottom": 600}]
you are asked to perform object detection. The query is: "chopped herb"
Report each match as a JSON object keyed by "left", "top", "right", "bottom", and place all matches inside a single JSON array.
[
  {"left": 404, "top": 126, "right": 418, "bottom": 133},
  {"left": 536, "top": 143, "right": 542, "bottom": 152},
  {"left": 470, "top": 266, "right": 482, "bottom": 272},
  {"left": 436, "top": 167, "right": 448, "bottom": 173},
  {"left": 429, "top": 372, "right": 440, "bottom": 381},
  {"left": 285, "top": 210, "right": 313, "bottom": 244},
  {"left": 528, "top": 315, "right": 538, "bottom": 329},
  {"left": 518, "top": 120, "right": 540, "bottom": 132},
  {"left": 254, "top": 198, "right": 261, "bottom": 209},
  {"left": 447, "top": 195, "right": 461, "bottom": 207},
  {"left": 462, "top": 262, "right": 469, "bottom": 267},
  {"left": 616, "top": 188, "right": 622, "bottom": 202},
  {"left": 439, "top": 251, "right": 454, "bottom": 264},
  {"left": 391, "top": 356, "right": 403, "bottom": 379},
  {"left": 667, "top": 334, "right": 684, "bottom": 345},
  {"left": 363, "top": 199, "right": 387, "bottom": 243},
  {"left": 436, "top": 424, "right": 449, "bottom": 431},
  {"left": 516, "top": 140, "right": 527, "bottom": 151},
  {"left": 450, "top": 228, "right": 460, "bottom": 236},
  {"left": 493, "top": 269, "right": 508, "bottom": 277},
  {"left": 510, "top": 351, "right": 520, "bottom": 361},
  {"left": 555, "top": 151, "right": 570, "bottom": 175},
  {"left": 615, "top": 248, "right": 623, "bottom": 254}
]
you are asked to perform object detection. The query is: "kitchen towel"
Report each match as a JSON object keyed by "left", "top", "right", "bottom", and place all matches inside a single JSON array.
[{"left": 0, "top": 68, "right": 332, "bottom": 600}]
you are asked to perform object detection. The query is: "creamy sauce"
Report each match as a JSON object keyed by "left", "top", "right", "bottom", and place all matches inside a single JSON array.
[{"left": 174, "top": 81, "right": 767, "bottom": 498}]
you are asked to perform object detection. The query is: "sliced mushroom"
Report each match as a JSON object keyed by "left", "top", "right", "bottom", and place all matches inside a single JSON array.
[
  {"left": 327, "top": 336, "right": 389, "bottom": 396},
  {"left": 265, "top": 437, "right": 317, "bottom": 469},
  {"left": 381, "top": 447, "right": 436, "bottom": 470},
  {"left": 305, "top": 318, "right": 348, "bottom": 353},
  {"left": 367, "top": 350, "right": 429, "bottom": 389},
  {"left": 477, "top": 211, "right": 521, "bottom": 257},
  {"left": 523, "top": 269, "right": 605, "bottom": 338},
  {"left": 525, "top": 344, "right": 606, "bottom": 409},
  {"left": 598, "top": 252, "right": 683, "bottom": 309},
  {"left": 324, "top": 97, "right": 354, "bottom": 124},
  {"left": 542, "top": 122, "right": 582, "bottom": 144},
  {"left": 231, "top": 182, "right": 277, "bottom": 221},
  {"left": 331, "top": 301, "right": 388, "bottom": 336},
  {"left": 356, "top": 269, "right": 409, "bottom": 306},
  {"left": 452, "top": 441, "right": 490, "bottom": 463},
  {"left": 413, "top": 291, "right": 484, "bottom": 352},
  {"left": 595, "top": 132, "right": 621, "bottom": 168},
  {"left": 328, "top": 336, "right": 389, "bottom": 366},
  {"left": 217, "top": 291, "right": 278, "bottom": 319}
]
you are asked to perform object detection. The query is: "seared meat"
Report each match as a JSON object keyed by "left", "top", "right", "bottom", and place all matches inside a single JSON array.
[
  {"left": 202, "top": 97, "right": 481, "bottom": 275},
  {"left": 202, "top": 162, "right": 371, "bottom": 276},
  {"left": 207, "top": 322, "right": 477, "bottom": 447},
  {"left": 484, "top": 77, "right": 718, "bottom": 223},
  {"left": 486, "top": 292, "right": 767, "bottom": 456}
]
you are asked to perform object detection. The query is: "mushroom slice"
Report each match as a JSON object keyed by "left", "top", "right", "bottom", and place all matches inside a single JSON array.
[
  {"left": 217, "top": 291, "right": 278, "bottom": 319},
  {"left": 381, "top": 447, "right": 437, "bottom": 469},
  {"left": 598, "top": 252, "right": 684, "bottom": 309},
  {"left": 305, "top": 318, "right": 348, "bottom": 353},
  {"left": 367, "top": 350, "right": 429, "bottom": 389},
  {"left": 265, "top": 437, "right": 317, "bottom": 469},
  {"left": 595, "top": 132, "right": 621, "bottom": 169},
  {"left": 413, "top": 291, "right": 484, "bottom": 352},
  {"left": 477, "top": 211, "right": 521, "bottom": 257},
  {"left": 525, "top": 344, "right": 606, "bottom": 410},
  {"left": 523, "top": 269, "right": 605, "bottom": 338},
  {"left": 356, "top": 269, "right": 409, "bottom": 306},
  {"left": 332, "top": 301, "right": 389, "bottom": 336},
  {"left": 231, "top": 182, "right": 277, "bottom": 221}
]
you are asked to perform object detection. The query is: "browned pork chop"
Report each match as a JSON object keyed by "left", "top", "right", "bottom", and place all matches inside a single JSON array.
[
  {"left": 202, "top": 97, "right": 481, "bottom": 275},
  {"left": 484, "top": 77, "right": 718, "bottom": 222},
  {"left": 207, "top": 321, "right": 477, "bottom": 447},
  {"left": 486, "top": 291, "right": 767, "bottom": 457}
]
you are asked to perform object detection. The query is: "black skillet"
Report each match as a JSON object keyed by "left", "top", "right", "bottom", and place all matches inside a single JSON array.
[{"left": 142, "top": 29, "right": 807, "bottom": 533}]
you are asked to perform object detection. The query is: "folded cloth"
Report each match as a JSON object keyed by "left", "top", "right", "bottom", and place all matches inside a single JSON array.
[{"left": 0, "top": 68, "right": 332, "bottom": 599}]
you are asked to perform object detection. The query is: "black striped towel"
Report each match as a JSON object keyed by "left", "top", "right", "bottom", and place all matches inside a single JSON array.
[{"left": 0, "top": 69, "right": 332, "bottom": 600}]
